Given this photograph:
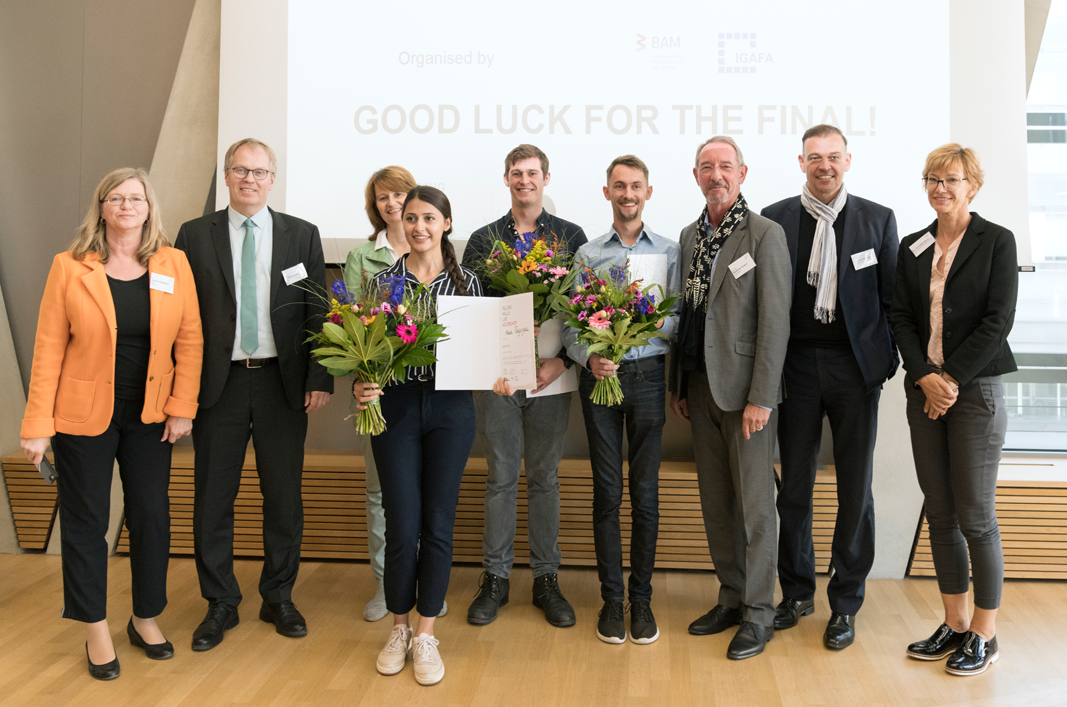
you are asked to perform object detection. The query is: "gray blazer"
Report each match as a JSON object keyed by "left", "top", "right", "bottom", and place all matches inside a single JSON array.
[{"left": 671, "top": 209, "right": 792, "bottom": 411}]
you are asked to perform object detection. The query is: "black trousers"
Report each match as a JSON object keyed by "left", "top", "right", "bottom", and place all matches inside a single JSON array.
[
  {"left": 370, "top": 380, "right": 475, "bottom": 618},
  {"left": 53, "top": 396, "right": 172, "bottom": 623},
  {"left": 776, "top": 343, "right": 879, "bottom": 616},
  {"left": 192, "top": 363, "right": 308, "bottom": 607}
]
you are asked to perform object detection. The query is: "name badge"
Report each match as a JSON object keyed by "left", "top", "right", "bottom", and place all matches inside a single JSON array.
[
  {"left": 728, "top": 253, "right": 756, "bottom": 279},
  {"left": 282, "top": 263, "right": 309, "bottom": 285},
  {"left": 149, "top": 272, "right": 174, "bottom": 294},
  {"left": 851, "top": 248, "right": 878, "bottom": 270},
  {"left": 909, "top": 232, "right": 935, "bottom": 257}
]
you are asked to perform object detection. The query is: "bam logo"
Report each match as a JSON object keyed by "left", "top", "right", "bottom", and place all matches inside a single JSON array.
[
  {"left": 637, "top": 33, "right": 681, "bottom": 52},
  {"left": 718, "top": 32, "right": 773, "bottom": 74}
]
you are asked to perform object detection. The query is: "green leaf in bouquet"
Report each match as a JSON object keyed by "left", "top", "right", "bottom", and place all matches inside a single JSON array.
[
  {"left": 321, "top": 322, "right": 351, "bottom": 347},
  {"left": 401, "top": 346, "right": 438, "bottom": 367},
  {"left": 504, "top": 269, "right": 531, "bottom": 292},
  {"left": 317, "top": 357, "right": 362, "bottom": 370},
  {"left": 326, "top": 367, "right": 349, "bottom": 377}
]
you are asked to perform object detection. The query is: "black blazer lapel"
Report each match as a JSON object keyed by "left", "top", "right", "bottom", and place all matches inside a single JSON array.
[
  {"left": 211, "top": 211, "right": 236, "bottom": 303},
  {"left": 946, "top": 219, "right": 983, "bottom": 284},
  {"left": 838, "top": 195, "right": 861, "bottom": 284},
  {"left": 269, "top": 208, "right": 293, "bottom": 307}
]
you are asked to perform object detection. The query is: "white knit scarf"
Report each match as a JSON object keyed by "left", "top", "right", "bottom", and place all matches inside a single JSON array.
[{"left": 800, "top": 183, "right": 848, "bottom": 323}]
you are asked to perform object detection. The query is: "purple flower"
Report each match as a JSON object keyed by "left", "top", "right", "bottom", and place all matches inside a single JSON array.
[
  {"left": 608, "top": 264, "right": 627, "bottom": 287},
  {"left": 513, "top": 231, "right": 536, "bottom": 257},
  {"left": 578, "top": 310, "right": 588, "bottom": 321},
  {"left": 381, "top": 273, "right": 407, "bottom": 306},
  {"left": 330, "top": 279, "right": 352, "bottom": 305}
]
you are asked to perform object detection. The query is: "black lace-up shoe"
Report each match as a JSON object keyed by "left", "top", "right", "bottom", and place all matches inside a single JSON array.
[
  {"left": 597, "top": 601, "right": 626, "bottom": 644},
  {"left": 727, "top": 621, "right": 774, "bottom": 660},
  {"left": 688, "top": 604, "right": 742, "bottom": 635},
  {"left": 260, "top": 599, "right": 307, "bottom": 638},
  {"left": 774, "top": 597, "right": 815, "bottom": 630},
  {"left": 823, "top": 612, "right": 855, "bottom": 650},
  {"left": 467, "top": 571, "right": 510, "bottom": 625},
  {"left": 532, "top": 573, "right": 575, "bottom": 627},
  {"left": 192, "top": 602, "right": 240, "bottom": 652},
  {"left": 628, "top": 601, "right": 659, "bottom": 645}
]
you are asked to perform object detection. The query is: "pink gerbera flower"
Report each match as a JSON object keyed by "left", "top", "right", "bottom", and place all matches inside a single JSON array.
[
  {"left": 396, "top": 322, "right": 419, "bottom": 344},
  {"left": 589, "top": 311, "right": 611, "bottom": 330}
]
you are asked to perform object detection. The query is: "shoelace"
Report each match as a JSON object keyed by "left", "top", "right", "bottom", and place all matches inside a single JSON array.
[
  {"left": 599, "top": 602, "right": 625, "bottom": 622},
  {"left": 628, "top": 602, "right": 654, "bottom": 624},
  {"left": 385, "top": 627, "right": 410, "bottom": 653},
  {"left": 474, "top": 572, "right": 501, "bottom": 598},
  {"left": 539, "top": 574, "right": 564, "bottom": 599},
  {"left": 413, "top": 635, "right": 440, "bottom": 663}
]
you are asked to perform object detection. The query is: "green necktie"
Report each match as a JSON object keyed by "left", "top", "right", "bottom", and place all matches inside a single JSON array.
[{"left": 241, "top": 218, "right": 258, "bottom": 355}]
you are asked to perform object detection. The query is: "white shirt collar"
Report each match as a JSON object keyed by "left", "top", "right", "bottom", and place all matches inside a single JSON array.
[
  {"left": 374, "top": 231, "right": 398, "bottom": 255},
  {"left": 228, "top": 204, "right": 270, "bottom": 231}
]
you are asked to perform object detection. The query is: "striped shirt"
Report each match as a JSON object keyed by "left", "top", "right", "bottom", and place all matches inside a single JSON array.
[{"left": 374, "top": 254, "right": 483, "bottom": 383}]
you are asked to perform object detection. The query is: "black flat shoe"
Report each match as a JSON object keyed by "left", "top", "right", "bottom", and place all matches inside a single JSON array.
[
  {"left": 260, "top": 600, "right": 308, "bottom": 638},
  {"left": 127, "top": 618, "right": 174, "bottom": 660},
  {"left": 688, "top": 604, "right": 742, "bottom": 636},
  {"left": 945, "top": 633, "right": 999, "bottom": 676},
  {"left": 86, "top": 643, "right": 120, "bottom": 681},
  {"left": 823, "top": 612, "right": 855, "bottom": 650},
  {"left": 727, "top": 621, "right": 774, "bottom": 660},
  {"left": 774, "top": 597, "right": 815, "bottom": 630},
  {"left": 192, "top": 602, "right": 240, "bottom": 652},
  {"left": 906, "top": 623, "right": 966, "bottom": 661}
]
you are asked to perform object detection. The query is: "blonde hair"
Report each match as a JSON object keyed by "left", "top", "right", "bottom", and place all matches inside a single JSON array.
[
  {"left": 364, "top": 166, "right": 417, "bottom": 239},
  {"left": 223, "top": 137, "right": 278, "bottom": 174},
  {"left": 70, "top": 168, "right": 168, "bottom": 266},
  {"left": 923, "top": 143, "right": 984, "bottom": 196}
]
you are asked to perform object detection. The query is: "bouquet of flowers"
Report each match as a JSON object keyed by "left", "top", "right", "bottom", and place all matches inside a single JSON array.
[
  {"left": 480, "top": 231, "right": 578, "bottom": 362},
  {"left": 307, "top": 276, "right": 446, "bottom": 435},
  {"left": 562, "top": 264, "right": 679, "bottom": 406}
]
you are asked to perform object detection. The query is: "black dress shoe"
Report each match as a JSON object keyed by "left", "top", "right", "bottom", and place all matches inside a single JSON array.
[
  {"left": 192, "top": 602, "right": 240, "bottom": 652},
  {"left": 259, "top": 599, "right": 308, "bottom": 638},
  {"left": 688, "top": 604, "right": 742, "bottom": 636},
  {"left": 774, "top": 597, "right": 815, "bottom": 630},
  {"left": 727, "top": 621, "right": 774, "bottom": 660},
  {"left": 532, "top": 573, "right": 575, "bottom": 627},
  {"left": 127, "top": 618, "right": 174, "bottom": 660},
  {"left": 86, "top": 643, "right": 120, "bottom": 681},
  {"left": 467, "top": 571, "right": 510, "bottom": 625},
  {"left": 823, "top": 612, "right": 855, "bottom": 650},
  {"left": 945, "top": 633, "right": 999, "bottom": 676},
  {"left": 906, "top": 623, "right": 967, "bottom": 660}
]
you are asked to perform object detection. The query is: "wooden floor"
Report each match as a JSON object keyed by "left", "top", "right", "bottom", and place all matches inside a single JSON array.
[{"left": 1, "top": 556, "right": 1065, "bottom": 707}]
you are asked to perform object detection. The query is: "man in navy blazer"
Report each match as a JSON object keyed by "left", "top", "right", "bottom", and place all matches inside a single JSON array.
[{"left": 761, "top": 125, "right": 898, "bottom": 650}]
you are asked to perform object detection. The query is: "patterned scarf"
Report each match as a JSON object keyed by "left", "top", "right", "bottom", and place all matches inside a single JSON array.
[
  {"left": 800, "top": 183, "right": 848, "bottom": 323},
  {"left": 677, "top": 193, "right": 750, "bottom": 369}
]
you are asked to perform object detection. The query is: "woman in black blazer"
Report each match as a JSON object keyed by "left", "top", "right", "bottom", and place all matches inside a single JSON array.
[{"left": 890, "top": 144, "right": 1018, "bottom": 677}]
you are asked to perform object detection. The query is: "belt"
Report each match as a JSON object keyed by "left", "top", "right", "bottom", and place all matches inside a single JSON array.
[
  {"left": 231, "top": 357, "right": 278, "bottom": 369},
  {"left": 615, "top": 355, "right": 665, "bottom": 373}
]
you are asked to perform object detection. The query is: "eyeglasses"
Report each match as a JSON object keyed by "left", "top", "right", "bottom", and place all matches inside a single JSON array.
[
  {"left": 922, "top": 177, "right": 968, "bottom": 191},
  {"left": 229, "top": 167, "right": 273, "bottom": 180},
  {"left": 102, "top": 196, "right": 147, "bottom": 206}
]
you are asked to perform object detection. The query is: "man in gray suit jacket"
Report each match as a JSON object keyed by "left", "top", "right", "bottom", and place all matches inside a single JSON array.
[{"left": 670, "top": 136, "right": 791, "bottom": 660}]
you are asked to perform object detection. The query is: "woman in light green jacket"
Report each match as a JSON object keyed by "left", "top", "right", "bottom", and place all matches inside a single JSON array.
[{"left": 345, "top": 166, "right": 426, "bottom": 621}]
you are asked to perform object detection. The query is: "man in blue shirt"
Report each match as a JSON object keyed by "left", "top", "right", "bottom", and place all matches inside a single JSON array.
[{"left": 562, "top": 155, "right": 681, "bottom": 645}]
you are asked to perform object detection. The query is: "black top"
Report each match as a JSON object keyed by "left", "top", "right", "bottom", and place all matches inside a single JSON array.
[
  {"left": 790, "top": 208, "right": 851, "bottom": 348},
  {"left": 375, "top": 255, "right": 483, "bottom": 384},
  {"left": 890, "top": 212, "right": 1018, "bottom": 387},
  {"left": 107, "top": 271, "right": 151, "bottom": 400}
]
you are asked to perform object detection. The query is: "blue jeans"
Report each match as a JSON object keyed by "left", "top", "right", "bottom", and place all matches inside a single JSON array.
[
  {"left": 477, "top": 389, "right": 572, "bottom": 578},
  {"left": 578, "top": 357, "right": 665, "bottom": 603},
  {"left": 370, "top": 380, "right": 476, "bottom": 617}
]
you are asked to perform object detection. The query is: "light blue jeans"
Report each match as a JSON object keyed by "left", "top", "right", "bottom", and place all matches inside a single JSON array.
[
  {"left": 477, "top": 389, "right": 572, "bottom": 578},
  {"left": 352, "top": 398, "right": 386, "bottom": 582}
]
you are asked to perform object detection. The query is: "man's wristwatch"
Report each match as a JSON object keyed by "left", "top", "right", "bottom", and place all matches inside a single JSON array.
[{"left": 559, "top": 354, "right": 574, "bottom": 369}]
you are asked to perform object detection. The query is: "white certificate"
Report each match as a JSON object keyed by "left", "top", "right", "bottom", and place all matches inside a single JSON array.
[
  {"left": 435, "top": 293, "right": 537, "bottom": 390},
  {"left": 527, "top": 318, "right": 579, "bottom": 398}
]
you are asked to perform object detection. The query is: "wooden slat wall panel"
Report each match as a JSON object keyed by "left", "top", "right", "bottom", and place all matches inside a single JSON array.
[
  {"left": 1, "top": 454, "right": 58, "bottom": 551},
  {"left": 909, "top": 481, "right": 1067, "bottom": 580}
]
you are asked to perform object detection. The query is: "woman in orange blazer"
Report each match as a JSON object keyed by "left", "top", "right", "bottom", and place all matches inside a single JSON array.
[{"left": 20, "top": 168, "right": 203, "bottom": 680}]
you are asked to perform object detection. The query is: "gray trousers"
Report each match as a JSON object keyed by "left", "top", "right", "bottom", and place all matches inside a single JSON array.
[
  {"left": 351, "top": 398, "right": 386, "bottom": 582},
  {"left": 477, "top": 389, "right": 572, "bottom": 578},
  {"left": 689, "top": 369, "right": 778, "bottom": 627},
  {"left": 904, "top": 376, "right": 1005, "bottom": 610}
]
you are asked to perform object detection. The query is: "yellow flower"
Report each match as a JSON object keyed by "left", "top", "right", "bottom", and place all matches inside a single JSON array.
[{"left": 518, "top": 260, "right": 537, "bottom": 274}]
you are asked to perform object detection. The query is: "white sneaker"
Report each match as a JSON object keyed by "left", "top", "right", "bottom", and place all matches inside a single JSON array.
[
  {"left": 411, "top": 633, "right": 444, "bottom": 686},
  {"left": 376, "top": 625, "right": 412, "bottom": 675},
  {"left": 364, "top": 580, "right": 388, "bottom": 622},
  {"left": 438, "top": 600, "right": 448, "bottom": 618}
]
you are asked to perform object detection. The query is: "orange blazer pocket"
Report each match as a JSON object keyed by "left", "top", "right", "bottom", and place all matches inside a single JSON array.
[
  {"left": 155, "top": 368, "right": 175, "bottom": 414},
  {"left": 55, "top": 376, "right": 96, "bottom": 423}
]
